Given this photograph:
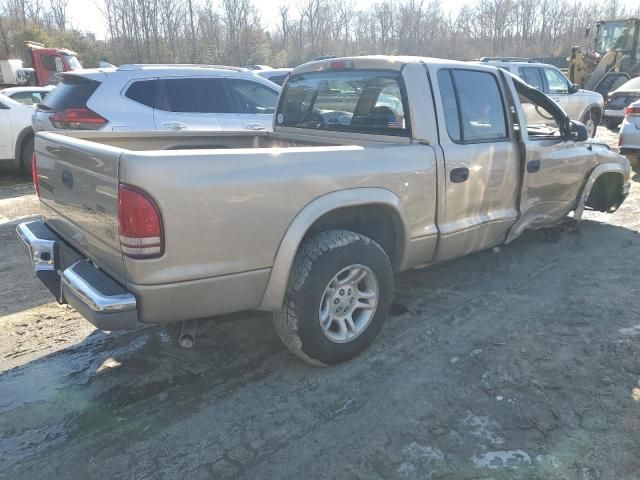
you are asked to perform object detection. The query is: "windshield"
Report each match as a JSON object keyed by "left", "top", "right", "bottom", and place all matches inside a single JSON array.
[
  {"left": 277, "top": 69, "right": 410, "bottom": 136},
  {"left": 63, "top": 54, "right": 82, "bottom": 70},
  {"left": 595, "top": 20, "right": 637, "bottom": 54}
]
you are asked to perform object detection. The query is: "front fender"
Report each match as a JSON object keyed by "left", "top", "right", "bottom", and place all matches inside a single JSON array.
[
  {"left": 574, "top": 161, "right": 630, "bottom": 219},
  {"left": 258, "top": 188, "right": 411, "bottom": 311},
  {"left": 578, "top": 102, "right": 603, "bottom": 121}
]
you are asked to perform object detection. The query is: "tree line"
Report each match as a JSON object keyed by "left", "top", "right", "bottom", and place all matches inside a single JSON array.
[{"left": 0, "top": 0, "right": 638, "bottom": 68}]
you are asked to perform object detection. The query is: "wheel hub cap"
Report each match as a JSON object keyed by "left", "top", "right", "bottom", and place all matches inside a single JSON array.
[{"left": 319, "top": 264, "right": 379, "bottom": 343}]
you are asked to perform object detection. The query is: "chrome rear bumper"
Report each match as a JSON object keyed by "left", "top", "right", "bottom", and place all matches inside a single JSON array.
[{"left": 17, "top": 220, "right": 141, "bottom": 330}]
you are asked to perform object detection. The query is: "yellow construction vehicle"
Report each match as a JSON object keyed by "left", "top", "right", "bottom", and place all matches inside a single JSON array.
[{"left": 569, "top": 18, "right": 639, "bottom": 96}]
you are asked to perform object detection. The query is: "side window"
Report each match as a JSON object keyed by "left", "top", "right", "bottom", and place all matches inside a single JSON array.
[
  {"left": 438, "top": 69, "right": 508, "bottom": 142},
  {"left": 543, "top": 68, "right": 569, "bottom": 94},
  {"left": 41, "top": 55, "right": 57, "bottom": 72},
  {"left": 437, "top": 70, "right": 461, "bottom": 142},
  {"left": 125, "top": 79, "right": 159, "bottom": 108},
  {"left": 159, "top": 78, "right": 233, "bottom": 113},
  {"left": 518, "top": 67, "right": 544, "bottom": 91},
  {"left": 228, "top": 80, "right": 278, "bottom": 114},
  {"left": 10, "top": 92, "right": 35, "bottom": 104}
]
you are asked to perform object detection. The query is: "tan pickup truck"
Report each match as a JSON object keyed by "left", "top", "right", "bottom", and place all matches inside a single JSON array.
[{"left": 18, "top": 56, "right": 630, "bottom": 365}]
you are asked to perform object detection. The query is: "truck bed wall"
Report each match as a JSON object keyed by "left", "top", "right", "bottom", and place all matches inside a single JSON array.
[
  {"left": 51, "top": 130, "right": 396, "bottom": 151},
  {"left": 118, "top": 142, "right": 438, "bottom": 291}
]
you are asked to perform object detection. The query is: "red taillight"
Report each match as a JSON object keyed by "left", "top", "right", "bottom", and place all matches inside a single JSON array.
[
  {"left": 49, "top": 108, "right": 107, "bottom": 130},
  {"left": 326, "top": 60, "right": 354, "bottom": 70},
  {"left": 625, "top": 106, "right": 640, "bottom": 117},
  {"left": 118, "top": 184, "right": 163, "bottom": 259},
  {"left": 32, "top": 152, "right": 39, "bottom": 196}
]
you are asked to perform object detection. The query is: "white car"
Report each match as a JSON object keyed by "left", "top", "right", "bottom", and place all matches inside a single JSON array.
[
  {"left": 619, "top": 100, "right": 640, "bottom": 164},
  {"left": 604, "top": 76, "right": 640, "bottom": 130},
  {"left": 478, "top": 57, "right": 604, "bottom": 137},
  {"left": 32, "top": 65, "right": 281, "bottom": 134},
  {"left": 0, "top": 93, "right": 39, "bottom": 171},
  {"left": 0, "top": 85, "right": 55, "bottom": 106}
]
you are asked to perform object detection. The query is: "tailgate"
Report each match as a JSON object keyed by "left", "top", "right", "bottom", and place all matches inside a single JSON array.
[{"left": 35, "top": 132, "right": 125, "bottom": 282}]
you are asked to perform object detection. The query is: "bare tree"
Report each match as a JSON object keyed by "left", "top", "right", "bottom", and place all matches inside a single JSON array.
[{"left": 48, "top": 0, "right": 67, "bottom": 31}]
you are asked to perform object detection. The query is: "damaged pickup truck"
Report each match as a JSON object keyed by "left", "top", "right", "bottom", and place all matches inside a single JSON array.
[{"left": 18, "top": 56, "right": 630, "bottom": 365}]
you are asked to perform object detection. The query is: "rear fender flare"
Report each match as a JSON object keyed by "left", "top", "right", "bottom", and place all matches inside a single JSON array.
[
  {"left": 259, "top": 188, "right": 411, "bottom": 311},
  {"left": 574, "top": 162, "right": 629, "bottom": 219}
]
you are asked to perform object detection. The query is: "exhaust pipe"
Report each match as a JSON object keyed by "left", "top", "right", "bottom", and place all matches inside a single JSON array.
[{"left": 178, "top": 319, "right": 198, "bottom": 348}]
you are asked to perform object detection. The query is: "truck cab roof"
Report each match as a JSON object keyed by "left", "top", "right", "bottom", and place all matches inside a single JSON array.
[{"left": 291, "top": 55, "right": 494, "bottom": 75}]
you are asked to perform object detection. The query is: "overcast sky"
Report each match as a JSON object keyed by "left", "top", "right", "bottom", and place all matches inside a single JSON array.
[{"left": 70, "top": 0, "right": 640, "bottom": 41}]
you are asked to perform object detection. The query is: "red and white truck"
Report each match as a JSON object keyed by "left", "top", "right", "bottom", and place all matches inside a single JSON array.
[{"left": 0, "top": 41, "right": 83, "bottom": 88}]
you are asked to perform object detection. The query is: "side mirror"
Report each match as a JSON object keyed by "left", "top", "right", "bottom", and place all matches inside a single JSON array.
[
  {"left": 568, "top": 83, "right": 580, "bottom": 94},
  {"left": 568, "top": 120, "right": 589, "bottom": 142}
]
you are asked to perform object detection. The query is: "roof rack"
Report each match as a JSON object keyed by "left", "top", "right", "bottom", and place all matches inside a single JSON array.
[
  {"left": 116, "top": 64, "right": 249, "bottom": 72},
  {"left": 479, "top": 57, "right": 539, "bottom": 63}
]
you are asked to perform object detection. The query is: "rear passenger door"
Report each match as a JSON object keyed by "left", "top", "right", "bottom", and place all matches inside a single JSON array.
[
  {"left": 227, "top": 79, "right": 279, "bottom": 131},
  {"left": 432, "top": 67, "right": 521, "bottom": 261},
  {"left": 153, "top": 77, "right": 243, "bottom": 131}
]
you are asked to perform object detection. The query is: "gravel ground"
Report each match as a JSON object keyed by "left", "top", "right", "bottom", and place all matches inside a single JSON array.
[{"left": 1, "top": 128, "right": 640, "bottom": 479}]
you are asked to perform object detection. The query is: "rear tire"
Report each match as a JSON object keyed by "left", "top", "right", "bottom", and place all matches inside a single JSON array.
[
  {"left": 20, "top": 136, "right": 34, "bottom": 174},
  {"left": 273, "top": 230, "right": 393, "bottom": 366},
  {"left": 582, "top": 108, "right": 600, "bottom": 138}
]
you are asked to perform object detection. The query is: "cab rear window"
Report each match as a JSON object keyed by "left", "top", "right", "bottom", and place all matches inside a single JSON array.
[{"left": 277, "top": 70, "right": 410, "bottom": 136}]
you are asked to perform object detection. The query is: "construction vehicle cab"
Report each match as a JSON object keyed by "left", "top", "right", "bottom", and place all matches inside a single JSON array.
[{"left": 569, "top": 18, "right": 640, "bottom": 97}]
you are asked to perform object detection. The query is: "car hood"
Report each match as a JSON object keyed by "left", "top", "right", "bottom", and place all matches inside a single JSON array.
[{"left": 577, "top": 89, "right": 604, "bottom": 102}]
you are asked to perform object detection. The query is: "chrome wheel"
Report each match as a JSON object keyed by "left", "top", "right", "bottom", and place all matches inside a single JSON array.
[{"left": 319, "top": 264, "right": 379, "bottom": 343}]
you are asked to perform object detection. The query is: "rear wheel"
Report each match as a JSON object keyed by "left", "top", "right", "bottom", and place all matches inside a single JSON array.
[
  {"left": 582, "top": 108, "right": 600, "bottom": 138},
  {"left": 20, "top": 136, "right": 34, "bottom": 174},
  {"left": 274, "top": 230, "right": 393, "bottom": 365}
]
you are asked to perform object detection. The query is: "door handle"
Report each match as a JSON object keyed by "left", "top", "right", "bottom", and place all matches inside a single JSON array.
[
  {"left": 527, "top": 160, "right": 541, "bottom": 173},
  {"left": 163, "top": 122, "right": 186, "bottom": 130},
  {"left": 244, "top": 123, "right": 266, "bottom": 131},
  {"left": 61, "top": 169, "right": 73, "bottom": 188},
  {"left": 450, "top": 167, "right": 469, "bottom": 183}
]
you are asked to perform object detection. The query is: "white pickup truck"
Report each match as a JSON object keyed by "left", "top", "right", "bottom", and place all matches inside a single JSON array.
[{"left": 18, "top": 56, "right": 630, "bottom": 365}]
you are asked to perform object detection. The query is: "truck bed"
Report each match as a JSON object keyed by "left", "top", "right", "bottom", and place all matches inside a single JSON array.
[{"left": 34, "top": 129, "right": 435, "bottom": 324}]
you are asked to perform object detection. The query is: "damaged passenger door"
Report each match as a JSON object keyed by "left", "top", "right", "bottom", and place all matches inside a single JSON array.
[{"left": 504, "top": 74, "right": 594, "bottom": 242}]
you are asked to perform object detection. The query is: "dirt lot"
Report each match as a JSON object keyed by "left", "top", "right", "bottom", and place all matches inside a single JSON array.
[{"left": 1, "top": 129, "right": 640, "bottom": 479}]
